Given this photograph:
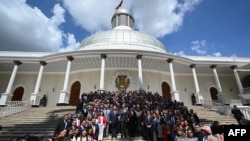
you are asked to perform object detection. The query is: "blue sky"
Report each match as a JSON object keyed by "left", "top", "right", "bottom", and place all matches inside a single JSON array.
[{"left": 0, "top": 0, "right": 249, "bottom": 57}]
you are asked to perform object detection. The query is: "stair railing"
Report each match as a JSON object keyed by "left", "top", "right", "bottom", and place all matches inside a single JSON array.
[
  {"left": 200, "top": 99, "right": 250, "bottom": 120},
  {"left": 0, "top": 100, "right": 33, "bottom": 117}
]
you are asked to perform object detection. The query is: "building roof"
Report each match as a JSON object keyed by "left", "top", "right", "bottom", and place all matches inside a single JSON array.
[
  {"left": 77, "top": 27, "right": 166, "bottom": 53},
  {"left": 77, "top": 7, "right": 166, "bottom": 54}
]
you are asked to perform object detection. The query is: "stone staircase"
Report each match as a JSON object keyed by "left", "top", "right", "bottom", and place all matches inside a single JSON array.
[
  {"left": 0, "top": 106, "right": 75, "bottom": 141},
  {"left": 0, "top": 105, "right": 237, "bottom": 141},
  {"left": 187, "top": 105, "right": 238, "bottom": 125},
  {"left": 0, "top": 106, "right": 144, "bottom": 141}
]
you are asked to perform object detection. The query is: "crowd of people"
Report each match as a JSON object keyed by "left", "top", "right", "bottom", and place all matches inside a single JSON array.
[
  {"left": 48, "top": 90, "right": 250, "bottom": 141},
  {"left": 9, "top": 90, "right": 249, "bottom": 141}
]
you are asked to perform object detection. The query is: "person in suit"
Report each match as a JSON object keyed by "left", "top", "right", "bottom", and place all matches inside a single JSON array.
[
  {"left": 76, "top": 99, "right": 83, "bottom": 113},
  {"left": 119, "top": 104, "right": 129, "bottom": 138},
  {"left": 103, "top": 104, "right": 111, "bottom": 138},
  {"left": 68, "top": 120, "right": 78, "bottom": 131},
  {"left": 54, "top": 114, "right": 69, "bottom": 137},
  {"left": 75, "top": 113, "right": 83, "bottom": 127},
  {"left": 189, "top": 109, "right": 200, "bottom": 124},
  {"left": 81, "top": 104, "right": 88, "bottom": 119},
  {"left": 128, "top": 106, "right": 137, "bottom": 138},
  {"left": 109, "top": 105, "right": 119, "bottom": 139},
  {"left": 231, "top": 105, "right": 244, "bottom": 124},
  {"left": 144, "top": 110, "right": 153, "bottom": 141}
]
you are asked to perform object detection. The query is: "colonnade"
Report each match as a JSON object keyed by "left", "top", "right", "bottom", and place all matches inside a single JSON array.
[{"left": 0, "top": 55, "right": 243, "bottom": 106}]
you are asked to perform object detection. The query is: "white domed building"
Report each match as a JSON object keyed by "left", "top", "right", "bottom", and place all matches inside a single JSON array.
[{"left": 0, "top": 8, "right": 250, "bottom": 107}]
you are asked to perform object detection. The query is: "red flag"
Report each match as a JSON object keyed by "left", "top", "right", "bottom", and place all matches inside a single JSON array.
[{"left": 115, "top": 0, "right": 123, "bottom": 9}]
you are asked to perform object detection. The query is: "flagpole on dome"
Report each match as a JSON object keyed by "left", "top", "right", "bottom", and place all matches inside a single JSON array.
[{"left": 115, "top": 0, "right": 123, "bottom": 10}]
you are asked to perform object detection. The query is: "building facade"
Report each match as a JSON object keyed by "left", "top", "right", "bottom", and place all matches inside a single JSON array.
[{"left": 1, "top": 8, "right": 250, "bottom": 107}]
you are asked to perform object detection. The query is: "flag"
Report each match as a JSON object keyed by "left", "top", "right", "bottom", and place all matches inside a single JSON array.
[{"left": 115, "top": 0, "right": 123, "bottom": 9}]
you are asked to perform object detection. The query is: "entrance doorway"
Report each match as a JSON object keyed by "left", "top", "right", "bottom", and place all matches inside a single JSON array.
[
  {"left": 11, "top": 87, "right": 24, "bottom": 101},
  {"left": 161, "top": 82, "right": 171, "bottom": 100},
  {"left": 69, "top": 81, "right": 81, "bottom": 105},
  {"left": 210, "top": 87, "right": 218, "bottom": 101}
]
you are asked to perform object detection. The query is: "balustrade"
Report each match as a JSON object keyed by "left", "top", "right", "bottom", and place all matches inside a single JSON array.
[
  {"left": 0, "top": 100, "right": 33, "bottom": 117},
  {"left": 201, "top": 99, "right": 250, "bottom": 120}
]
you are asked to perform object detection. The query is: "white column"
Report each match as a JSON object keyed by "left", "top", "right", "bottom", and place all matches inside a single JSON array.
[
  {"left": 167, "top": 59, "right": 179, "bottom": 101},
  {"left": 190, "top": 64, "right": 203, "bottom": 104},
  {"left": 58, "top": 56, "right": 74, "bottom": 105},
  {"left": 0, "top": 61, "right": 22, "bottom": 105},
  {"left": 231, "top": 65, "right": 243, "bottom": 94},
  {"left": 211, "top": 65, "right": 222, "bottom": 92},
  {"left": 30, "top": 61, "right": 46, "bottom": 106},
  {"left": 137, "top": 55, "right": 144, "bottom": 91},
  {"left": 210, "top": 65, "right": 227, "bottom": 104},
  {"left": 99, "top": 54, "right": 106, "bottom": 92}
]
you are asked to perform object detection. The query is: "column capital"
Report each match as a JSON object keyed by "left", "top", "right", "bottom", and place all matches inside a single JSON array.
[
  {"left": 136, "top": 55, "right": 143, "bottom": 59},
  {"left": 167, "top": 58, "right": 173, "bottom": 63},
  {"left": 13, "top": 60, "right": 22, "bottom": 65},
  {"left": 67, "top": 56, "right": 74, "bottom": 61},
  {"left": 40, "top": 61, "right": 47, "bottom": 66},
  {"left": 210, "top": 64, "right": 216, "bottom": 69},
  {"left": 230, "top": 65, "right": 237, "bottom": 70},
  {"left": 190, "top": 64, "right": 196, "bottom": 68},
  {"left": 101, "top": 54, "right": 107, "bottom": 59}
]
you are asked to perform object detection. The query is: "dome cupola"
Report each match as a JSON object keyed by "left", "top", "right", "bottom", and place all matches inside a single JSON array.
[
  {"left": 111, "top": 8, "right": 134, "bottom": 30},
  {"left": 77, "top": 3, "right": 167, "bottom": 54}
]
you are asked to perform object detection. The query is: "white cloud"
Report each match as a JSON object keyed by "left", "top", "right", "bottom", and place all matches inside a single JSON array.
[
  {"left": 62, "top": 0, "right": 203, "bottom": 37},
  {"left": 191, "top": 40, "right": 207, "bottom": 55},
  {"left": 0, "top": 0, "right": 203, "bottom": 52},
  {"left": 133, "top": 0, "right": 203, "bottom": 37},
  {"left": 230, "top": 54, "right": 237, "bottom": 57},
  {"left": 171, "top": 51, "right": 187, "bottom": 56},
  {"left": 212, "top": 52, "right": 222, "bottom": 57},
  {"left": 0, "top": 0, "right": 78, "bottom": 52},
  {"left": 62, "top": 0, "right": 119, "bottom": 33},
  {"left": 59, "top": 33, "right": 80, "bottom": 52}
]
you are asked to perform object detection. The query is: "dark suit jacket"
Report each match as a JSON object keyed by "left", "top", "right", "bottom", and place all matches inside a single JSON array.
[
  {"left": 144, "top": 115, "right": 153, "bottom": 127},
  {"left": 54, "top": 119, "right": 69, "bottom": 136},
  {"left": 81, "top": 108, "right": 88, "bottom": 118},
  {"left": 109, "top": 110, "right": 118, "bottom": 124}
]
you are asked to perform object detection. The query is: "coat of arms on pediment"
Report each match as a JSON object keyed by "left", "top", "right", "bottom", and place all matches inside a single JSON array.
[{"left": 115, "top": 75, "right": 130, "bottom": 91}]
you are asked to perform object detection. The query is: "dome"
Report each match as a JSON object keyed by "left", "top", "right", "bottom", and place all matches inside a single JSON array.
[
  {"left": 77, "top": 28, "right": 167, "bottom": 53},
  {"left": 77, "top": 7, "right": 167, "bottom": 53}
]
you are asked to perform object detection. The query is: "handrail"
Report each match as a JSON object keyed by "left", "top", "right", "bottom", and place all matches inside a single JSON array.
[
  {"left": 201, "top": 99, "right": 250, "bottom": 120},
  {"left": 0, "top": 100, "right": 33, "bottom": 117}
]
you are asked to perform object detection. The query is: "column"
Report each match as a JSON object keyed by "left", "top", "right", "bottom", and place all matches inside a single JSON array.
[
  {"left": 190, "top": 64, "right": 203, "bottom": 104},
  {"left": 99, "top": 54, "right": 106, "bottom": 92},
  {"left": 30, "top": 61, "right": 47, "bottom": 106},
  {"left": 137, "top": 55, "right": 144, "bottom": 91},
  {"left": 0, "top": 61, "right": 22, "bottom": 106},
  {"left": 167, "top": 59, "right": 179, "bottom": 101},
  {"left": 57, "top": 56, "right": 74, "bottom": 105},
  {"left": 231, "top": 65, "right": 243, "bottom": 94},
  {"left": 210, "top": 65, "right": 227, "bottom": 104}
]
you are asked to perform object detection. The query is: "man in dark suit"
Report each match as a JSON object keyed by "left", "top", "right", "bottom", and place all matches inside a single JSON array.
[
  {"left": 144, "top": 110, "right": 153, "bottom": 141},
  {"left": 231, "top": 105, "right": 244, "bottom": 124},
  {"left": 128, "top": 106, "right": 137, "bottom": 138},
  {"left": 119, "top": 104, "right": 129, "bottom": 138},
  {"left": 109, "top": 105, "right": 119, "bottom": 139},
  {"left": 81, "top": 104, "right": 88, "bottom": 119},
  {"left": 54, "top": 114, "right": 69, "bottom": 137}
]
